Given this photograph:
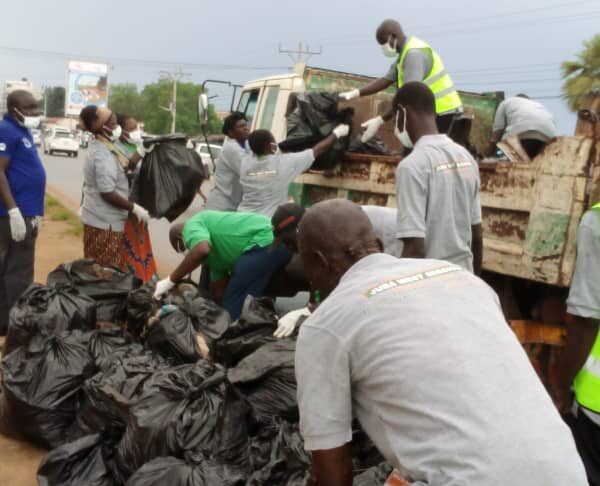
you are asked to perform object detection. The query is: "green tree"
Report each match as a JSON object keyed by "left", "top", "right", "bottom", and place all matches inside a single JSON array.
[
  {"left": 561, "top": 34, "right": 600, "bottom": 111},
  {"left": 139, "top": 80, "right": 222, "bottom": 136},
  {"left": 108, "top": 83, "right": 143, "bottom": 119},
  {"left": 43, "top": 87, "right": 65, "bottom": 117}
]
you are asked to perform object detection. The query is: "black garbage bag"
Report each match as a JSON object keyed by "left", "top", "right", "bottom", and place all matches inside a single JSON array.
[
  {"left": 4, "top": 283, "right": 96, "bottom": 355},
  {"left": 126, "top": 455, "right": 246, "bottom": 486},
  {"left": 134, "top": 134, "right": 205, "bottom": 221},
  {"left": 353, "top": 463, "right": 394, "bottom": 485},
  {"left": 246, "top": 418, "right": 311, "bottom": 485},
  {"left": 88, "top": 327, "right": 141, "bottom": 370},
  {"left": 351, "top": 423, "right": 386, "bottom": 473},
  {"left": 145, "top": 307, "right": 203, "bottom": 364},
  {"left": 348, "top": 134, "right": 391, "bottom": 155},
  {"left": 211, "top": 296, "right": 278, "bottom": 367},
  {"left": 212, "top": 390, "right": 251, "bottom": 466},
  {"left": 47, "top": 259, "right": 141, "bottom": 322},
  {"left": 279, "top": 92, "right": 354, "bottom": 170},
  {"left": 2, "top": 331, "right": 96, "bottom": 448},
  {"left": 114, "top": 361, "right": 228, "bottom": 483},
  {"left": 228, "top": 339, "right": 298, "bottom": 421},
  {"left": 183, "top": 296, "right": 231, "bottom": 346},
  {"left": 73, "top": 351, "right": 168, "bottom": 441},
  {"left": 37, "top": 433, "right": 117, "bottom": 486}
]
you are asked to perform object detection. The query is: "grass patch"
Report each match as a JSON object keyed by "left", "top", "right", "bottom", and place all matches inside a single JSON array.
[{"left": 44, "top": 196, "right": 83, "bottom": 238}]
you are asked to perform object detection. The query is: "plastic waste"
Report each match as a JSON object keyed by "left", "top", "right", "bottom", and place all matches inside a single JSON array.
[
  {"left": 5, "top": 283, "right": 96, "bottom": 355},
  {"left": 134, "top": 134, "right": 206, "bottom": 221}
]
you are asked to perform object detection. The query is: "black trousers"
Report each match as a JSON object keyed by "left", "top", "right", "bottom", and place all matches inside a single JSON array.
[
  {"left": 567, "top": 410, "right": 600, "bottom": 486},
  {"left": 0, "top": 217, "right": 37, "bottom": 335}
]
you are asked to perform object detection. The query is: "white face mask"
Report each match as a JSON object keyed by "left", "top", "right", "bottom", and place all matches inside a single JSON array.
[
  {"left": 104, "top": 124, "right": 122, "bottom": 142},
  {"left": 381, "top": 36, "right": 398, "bottom": 58},
  {"left": 126, "top": 129, "right": 143, "bottom": 144},
  {"left": 394, "top": 106, "right": 413, "bottom": 149},
  {"left": 15, "top": 109, "right": 41, "bottom": 129}
]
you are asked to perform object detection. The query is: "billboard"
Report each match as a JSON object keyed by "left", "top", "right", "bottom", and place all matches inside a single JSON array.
[{"left": 66, "top": 61, "right": 108, "bottom": 116}]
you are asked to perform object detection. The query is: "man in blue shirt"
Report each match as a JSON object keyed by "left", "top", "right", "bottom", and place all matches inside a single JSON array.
[{"left": 0, "top": 90, "right": 46, "bottom": 335}]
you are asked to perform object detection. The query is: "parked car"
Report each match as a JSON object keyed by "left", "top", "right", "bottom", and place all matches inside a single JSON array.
[
  {"left": 43, "top": 128, "right": 79, "bottom": 157},
  {"left": 31, "top": 129, "right": 41, "bottom": 147},
  {"left": 194, "top": 143, "right": 222, "bottom": 173}
]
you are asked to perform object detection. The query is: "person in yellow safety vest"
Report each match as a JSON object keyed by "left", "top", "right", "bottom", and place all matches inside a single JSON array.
[
  {"left": 555, "top": 201, "right": 600, "bottom": 486},
  {"left": 339, "top": 19, "right": 463, "bottom": 144}
]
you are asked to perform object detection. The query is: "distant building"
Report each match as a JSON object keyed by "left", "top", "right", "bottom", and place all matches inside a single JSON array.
[
  {"left": 215, "top": 110, "right": 230, "bottom": 121},
  {"left": 0, "top": 79, "right": 43, "bottom": 115}
]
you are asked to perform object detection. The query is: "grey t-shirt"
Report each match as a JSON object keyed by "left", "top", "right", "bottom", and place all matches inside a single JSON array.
[
  {"left": 396, "top": 134, "right": 481, "bottom": 272},
  {"left": 80, "top": 139, "right": 129, "bottom": 231},
  {"left": 384, "top": 48, "right": 432, "bottom": 84},
  {"left": 296, "top": 253, "right": 587, "bottom": 485},
  {"left": 361, "top": 205, "right": 402, "bottom": 257},
  {"left": 204, "top": 138, "right": 250, "bottom": 211},
  {"left": 493, "top": 97, "right": 557, "bottom": 141},
  {"left": 567, "top": 208, "right": 600, "bottom": 424},
  {"left": 237, "top": 149, "right": 314, "bottom": 217}
]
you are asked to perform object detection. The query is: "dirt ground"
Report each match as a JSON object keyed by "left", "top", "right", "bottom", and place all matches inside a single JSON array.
[{"left": 0, "top": 198, "right": 84, "bottom": 486}]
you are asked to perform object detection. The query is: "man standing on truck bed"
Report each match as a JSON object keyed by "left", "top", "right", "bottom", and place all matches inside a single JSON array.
[
  {"left": 393, "top": 82, "right": 482, "bottom": 274},
  {"left": 294, "top": 199, "right": 587, "bottom": 486},
  {"left": 554, "top": 200, "right": 600, "bottom": 485},
  {"left": 339, "top": 19, "right": 462, "bottom": 143}
]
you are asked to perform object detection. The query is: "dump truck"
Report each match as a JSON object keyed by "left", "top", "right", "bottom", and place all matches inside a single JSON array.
[{"left": 235, "top": 63, "right": 600, "bottom": 385}]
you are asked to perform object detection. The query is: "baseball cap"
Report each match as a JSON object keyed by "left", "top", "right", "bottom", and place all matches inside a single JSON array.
[{"left": 271, "top": 203, "right": 305, "bottom": 239}]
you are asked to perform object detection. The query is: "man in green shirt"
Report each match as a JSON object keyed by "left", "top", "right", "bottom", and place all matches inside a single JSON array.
[{"left": 153, "top": 210, "right": 291, "bottom": 319}]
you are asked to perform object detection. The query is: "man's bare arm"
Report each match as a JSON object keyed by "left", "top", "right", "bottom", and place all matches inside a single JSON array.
[
  {"left": 471, "top": 224, "right": 483, "bottom": 276},
  {"left": 359, "top": 78, "right": 395, "bottom": 98},
  {"left": 309, "top": 443, "right": 354, "bottom": 486},
  {"left": 170, "top": 241, "right": 211, "bottom": 282},
  {"left": 401, "top": 237, "right": 426, "bottom": 259}
]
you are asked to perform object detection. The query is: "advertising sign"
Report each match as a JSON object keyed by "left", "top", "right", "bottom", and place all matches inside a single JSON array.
[{"left": 66, "top": 61, "right": 108, "bottom": 116}]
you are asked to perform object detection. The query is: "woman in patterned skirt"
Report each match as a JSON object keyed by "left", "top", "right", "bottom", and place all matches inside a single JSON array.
[{"left": 78, "top": 106, "right": 151, "bottom": 269}]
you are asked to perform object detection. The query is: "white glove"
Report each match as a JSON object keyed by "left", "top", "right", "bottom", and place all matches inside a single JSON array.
[
  {"left": 153, "top": 277, "right": 176, "bottom": 300},
  {"left": 273, "top": 306, "right": 311, "bottom": 338},
  {"left": 339, "top": 89, "right": 360, "bottom": 101},
  {"left": 8, "top": 208, "right": 26, "bottom": 242},
  {"left": 135, "top": 141, "right": 155, "bottom": 158},
  {"left": 332, "top": 124, "right": 350, "bottom": 139},
  {"left": 132, "top": 203, "right": 150, "bottom": 224},
  {"left": 360, "top": 116, "right": 384, "bottom": 143}
]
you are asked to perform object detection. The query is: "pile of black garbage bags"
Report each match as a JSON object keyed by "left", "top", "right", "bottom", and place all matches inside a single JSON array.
[{"left": 0, "top": 259, "right": 389, "bottom": 485}]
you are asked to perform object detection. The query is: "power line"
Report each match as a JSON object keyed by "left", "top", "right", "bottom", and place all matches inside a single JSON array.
[
  {"left": 0, "top": 45, "right": 288, "bottom": 71},
  {"left": 278, "top": 42, "right": 322, "bottom": 64}
]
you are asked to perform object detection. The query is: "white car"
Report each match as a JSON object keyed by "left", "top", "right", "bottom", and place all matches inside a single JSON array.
[
  {"left": 44, "top": 128, "right": 79, "bottom": 157},
  {"left": 195, "top": 143, "right": 222, "bottom": 174}
]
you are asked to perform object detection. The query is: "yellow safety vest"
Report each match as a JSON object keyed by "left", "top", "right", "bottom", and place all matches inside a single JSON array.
[
  {"left": 573, "top": 201, "right": 600, "bottom": 412},
  {"left": 396, "top": 37, "right": 463, "bottom": 115}
]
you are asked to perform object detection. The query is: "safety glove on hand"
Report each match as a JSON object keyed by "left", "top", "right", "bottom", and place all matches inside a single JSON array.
[
  {"left": 131, "top": 203, "right": 150, "bottom": 224},
  {"left": 273, "top": 306, "right": 311, "bottom": 338},
  {"left": 339, "top": 89, "right": 360, "bottom": 101},
  {"left": 360, "top": 116, "right": 384, "bottom": 143},
  {"left": 153, "top": 277, "right": 175, "bottom": 300},
  {"left": 8, "top": 208, "right": 26, "bottom": 242},
  {"left": 333, "top": 124, "right": 350, "bottom": 138}
]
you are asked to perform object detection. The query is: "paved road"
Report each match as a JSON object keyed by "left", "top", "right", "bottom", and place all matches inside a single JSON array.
[{"left": 41, "top": 148, "right": 210, "bottom": 271}]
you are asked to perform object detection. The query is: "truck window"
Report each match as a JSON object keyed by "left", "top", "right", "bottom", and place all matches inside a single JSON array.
[
  {"left": 258, "top": 86, "right": 280, "bottom": 130},
  {"left": 238, "top": 89, "right": 260, "bottom": 127}
]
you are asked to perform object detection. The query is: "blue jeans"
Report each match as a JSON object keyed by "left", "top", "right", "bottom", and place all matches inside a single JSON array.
[{"left": 222, "top": 245, "right": 292, "bottom": 320}]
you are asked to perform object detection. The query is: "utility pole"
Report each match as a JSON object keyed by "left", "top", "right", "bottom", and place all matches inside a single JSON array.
[
  {"left": 159, "top": 66, "right": 191, "bottom": 133},
  {"left": 278, "top": 42, "right": 322, "bottom": 71}
]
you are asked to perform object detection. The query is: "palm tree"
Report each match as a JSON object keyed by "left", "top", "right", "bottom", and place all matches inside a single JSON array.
[{"left": 561, "top": 34, "right": 600, "bottom": 111}]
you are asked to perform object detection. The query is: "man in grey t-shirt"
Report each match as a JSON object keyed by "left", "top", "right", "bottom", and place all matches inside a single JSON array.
[
  {"left": 237, "top": 125, "right": 349, "bottom": 217},
  {"left": 487, "top": 94, "right": 557, "bottom": 160},
  {"left": 392, "top": 82, "right": 482, "bottom": 273},
  {"left": 555, "top": 203, "right": 600, "bottom": 485},
  {"left": 204, "top": 112, "right": 250, "bottom": 211},
  {"left": 361, "top": 205, "right": 401, "bottom": 257},
  {"left": 295, "top": 199, "right": 587, "bottom": 486}
]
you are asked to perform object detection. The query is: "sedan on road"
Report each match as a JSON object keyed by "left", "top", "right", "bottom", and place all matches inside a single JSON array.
[{"left": 44, "top": 129, "right": 79, "bottom": 157}]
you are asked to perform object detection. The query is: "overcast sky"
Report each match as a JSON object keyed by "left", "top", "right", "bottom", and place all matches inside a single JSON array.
[{"left": 1, "top": 0, "right": 598, "bottom": 133}]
